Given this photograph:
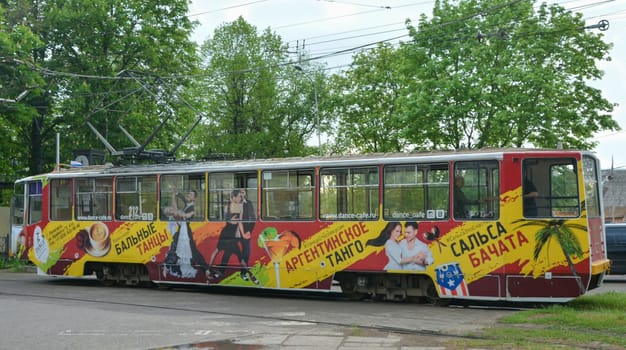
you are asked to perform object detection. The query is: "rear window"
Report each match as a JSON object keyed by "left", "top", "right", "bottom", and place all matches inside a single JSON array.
[{"left": 606, "top": 226, "right": 626, "bottom": 244}]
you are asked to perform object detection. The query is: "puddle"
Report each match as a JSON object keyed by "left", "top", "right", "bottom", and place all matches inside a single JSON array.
[{"left": 151, "top": 339, "right": 266, "bottom": 350}]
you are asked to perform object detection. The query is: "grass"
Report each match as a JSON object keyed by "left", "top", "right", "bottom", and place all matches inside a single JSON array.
[
  {"left": 453, "top": 292, "right": 626, "bottom": 349},
  {"left": 350, "top": 325, "right": 362, "bottom": 336},
  {"left": 0, "top": 256, "right": 29, "bottom": 272}
]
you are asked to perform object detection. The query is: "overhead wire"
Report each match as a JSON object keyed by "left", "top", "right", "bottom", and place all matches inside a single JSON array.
[
  {"left": 585, "top": 7, "right": 626, "bottom": 21},
  {"left": 296, "top": 0, "right": 526, "bottom": 61},
  {"left": 290, "top": 0, "right": 521, "bottom": 59},
  {"left": 286, "top": 0, "right": 618, "bottom": 49},
  {"left": 187, "top": 0, "right": 270, "bottom": 17},
  {"left": 290, "top": 20, "right": 411, "bottom": 42},
  {"left": 316, "top": 0, "right": 392, "bottom": 9},
  {"left": 301, "top": 26, "right": 410, "bottom": 47},
  {"left": 567, "top": 0, "right": 616, "bottom": 12},
  {"left": 274, "top": 8, "right": 390, "bottom": 29},
  {"left": 20, "top": 0, "right": 622, "bottom": 83},
  {"left": 294, "top": 0, "right": 622, "bottom": 64},
  {"left": 275, "top": 0, "right": 435, "bottom": 30}
]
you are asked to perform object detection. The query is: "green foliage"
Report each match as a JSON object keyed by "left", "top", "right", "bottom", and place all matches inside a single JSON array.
[
  {"left": 397, "top": 0, "right": 617, "bottom": 150},
  {"left": 44, "top": 0, "right": 200, "bottom": 160},
  {"left": 2, "top": 0, "right": 200, "bottom": 176},
  {"left": 0, "top": 4, "right": 45, "bottom": 179},
  {"left": 329, "top": 43, "right": 410, "bottom": 153},
  {"left": 193, "top": 17, "right": 325, "bottom": 159},
  {"left": 0, "top": 255, "right": 28, "bottom": 272}
]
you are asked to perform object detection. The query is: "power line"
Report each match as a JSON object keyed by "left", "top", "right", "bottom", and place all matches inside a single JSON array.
[
  {"left": 274, "top": 8, "right": 389, "bottom": 29},
  {"left": 20, "top": 0, "right": 617, "bottom": 81},
  {"left": 316, "top": 0, "right": 391, "bottom": 9},
  {"left": 303, "top": 26, "right": 409, "bottom": 47},
  {"left": 187, "top": 0, "right": 270, "bottom": 17},
  {"left": 295, "top": 0, "right": 524, "bottom": 59},
  {"left": 190, "top": 0, "right": 620, "bottom": 49},
  {"left": 301, "top": 0, "right": 619, "bottom": 61},
  {"left": 285, "top": 0, "right": 621, "bottom": 52},
  {"left": 287, "top": 0, "right": 523, "bottom": 55},
  {"left": 287, "top": 20, "right": 410, "bottom": 43},
  {"left": 274, "top": 0, "right": 435, "bottom": 29},
  {"left": 568, "top": 0, "right": 616, "bottom": 12},
  {"left": 584, "top": 7, "right": 626, "bottom": 21}
]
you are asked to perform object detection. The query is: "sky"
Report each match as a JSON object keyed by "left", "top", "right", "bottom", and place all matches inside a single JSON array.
[{"left": 187, "top": 0, "right": 626, "bottom": 169}]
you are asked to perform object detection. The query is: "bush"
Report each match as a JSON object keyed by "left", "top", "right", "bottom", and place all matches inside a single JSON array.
[{"left": 0, "top": 256, "right": 28, "bottom": 272}]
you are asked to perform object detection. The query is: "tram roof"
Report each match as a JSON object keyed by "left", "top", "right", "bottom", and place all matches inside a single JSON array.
[{"left": 16, "top": 148, "right": 594, "bottom": 182}]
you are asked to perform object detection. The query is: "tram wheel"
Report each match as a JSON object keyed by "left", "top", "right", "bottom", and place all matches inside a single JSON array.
[
  {"left": 423, "top": 279, "right": 448, "bottom": 306},
  {"left": 100, "top": 278, "right": 117, "bottom": 287},
  {"left": 345, "top": 291, "right": 367, "bottom": 300},
  {"left": 94, "top": 265, "right": 117, "bottom": 287},
  {"left": 338, "top": 275, "right": 366, "bottom": 300}
]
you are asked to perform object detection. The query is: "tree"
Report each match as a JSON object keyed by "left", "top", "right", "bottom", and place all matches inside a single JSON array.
[
  {"left": 0, "top": 3, "right": 44, "bottom": 194},
  {"left": 329, "top": 43, "right": 410, "bottom": 154},
  {"left": 399, "top": 0, "right": 618, "bottom": 150},
  {"left": 3, "top": 0, "right": 200, "bottom": 172},
  {"left": 194, "top": 17, "right": 322, "bottom": 159}
]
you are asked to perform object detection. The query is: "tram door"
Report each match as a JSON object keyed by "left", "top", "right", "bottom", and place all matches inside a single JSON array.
[
  {"left": 10, "top": 181, "right": 43, "bottom": 260},
  {"left": 9, "top": 182, "right": 26, "bottom": 258}
]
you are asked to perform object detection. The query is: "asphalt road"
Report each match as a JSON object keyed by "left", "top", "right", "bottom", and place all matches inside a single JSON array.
[{"left": 0, "top": 271, "right": 624, "bottom": 350}]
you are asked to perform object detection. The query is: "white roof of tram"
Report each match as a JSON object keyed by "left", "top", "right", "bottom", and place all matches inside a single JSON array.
[{"left": 15, "top": 148, "right": 595, "bottom": 182}]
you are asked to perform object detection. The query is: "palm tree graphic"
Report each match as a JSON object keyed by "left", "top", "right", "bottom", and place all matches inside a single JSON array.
[{"left": 513, "top": 219, "right": 585, "bottom": 293}]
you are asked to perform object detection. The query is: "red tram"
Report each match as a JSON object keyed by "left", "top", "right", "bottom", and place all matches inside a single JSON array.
[{"left": 10, "top": 149, "right": 610, "bottom": 302}]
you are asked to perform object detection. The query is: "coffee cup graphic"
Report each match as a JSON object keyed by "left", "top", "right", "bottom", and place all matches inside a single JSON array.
[{"left": 87, "top": 222, "right": 110, "bottom": 256}]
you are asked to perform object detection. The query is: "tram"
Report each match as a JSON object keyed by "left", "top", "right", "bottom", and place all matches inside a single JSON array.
[{"left": 10, "top": 148, "right": 610, "bottom": 302}]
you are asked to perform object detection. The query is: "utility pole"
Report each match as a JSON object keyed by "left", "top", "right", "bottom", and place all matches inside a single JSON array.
[{"left": 294, "top": 65, "right": 321, "bottom": 156}]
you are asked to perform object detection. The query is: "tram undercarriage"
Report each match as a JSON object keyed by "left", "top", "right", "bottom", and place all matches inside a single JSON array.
[
  {"left": 85, "top": 262, "right": 152, "bottom": 286},
  {"left": 82, "top": 262, "right": 441, "bottom": 303},
  {"left": 334, "top": 272, "right": 440, "bottom": 303}
]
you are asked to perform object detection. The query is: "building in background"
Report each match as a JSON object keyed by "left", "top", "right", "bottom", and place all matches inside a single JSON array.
[{"left": 603, "top": 169, "right": 626, "bottom": 223}]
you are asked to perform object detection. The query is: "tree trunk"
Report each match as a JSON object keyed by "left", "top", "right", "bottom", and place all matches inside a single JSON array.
[{"left": 29, "top": 115, "right": 44, "bottom": 175}]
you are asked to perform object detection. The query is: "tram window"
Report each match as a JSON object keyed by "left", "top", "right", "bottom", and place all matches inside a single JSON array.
[
  {"left": 208, "top": 172, "right": 257, "bottom": 222},
  {"left": 115, "top": 176, "right": 157, "bottom": 221},
  {"left": 28, "top": 181, "right": 42, "bottom": 224},
  {"left": 75, "top": 178, "right": 112, "bottom": 221},
  {"left": 320, "top": 166, "right": 379, "bottom": 221},
  {"left": 523, "top": 158, "right": 579, "bottom": 218},
  {"left": 262, "top": 170, "right": 314, "bottom": 220},
  {"left": 453, "top": 161, "right": 499, "bottom": 220},
  {"left": 160, "top": 174, "right": 205, "bottom": 221},
  {"left": 50, "top": 179, "right": 72, "bottom": 221},
  {"left": 550, "top": 162, "right": 579, "bottom": 217},
  {"left": 582, "top": 156, "right": 601, "bottom": 218},
  {"left": 383, "top": 164, "right": 449, "bottom": 220},
  {"left": 12, "top": 183, "right": 25, "bottom": 226}
]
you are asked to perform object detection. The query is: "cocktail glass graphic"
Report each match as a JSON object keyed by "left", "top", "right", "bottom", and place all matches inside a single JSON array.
[{"left": 258, "top": 227, "right": 301, "bottom": 288}]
